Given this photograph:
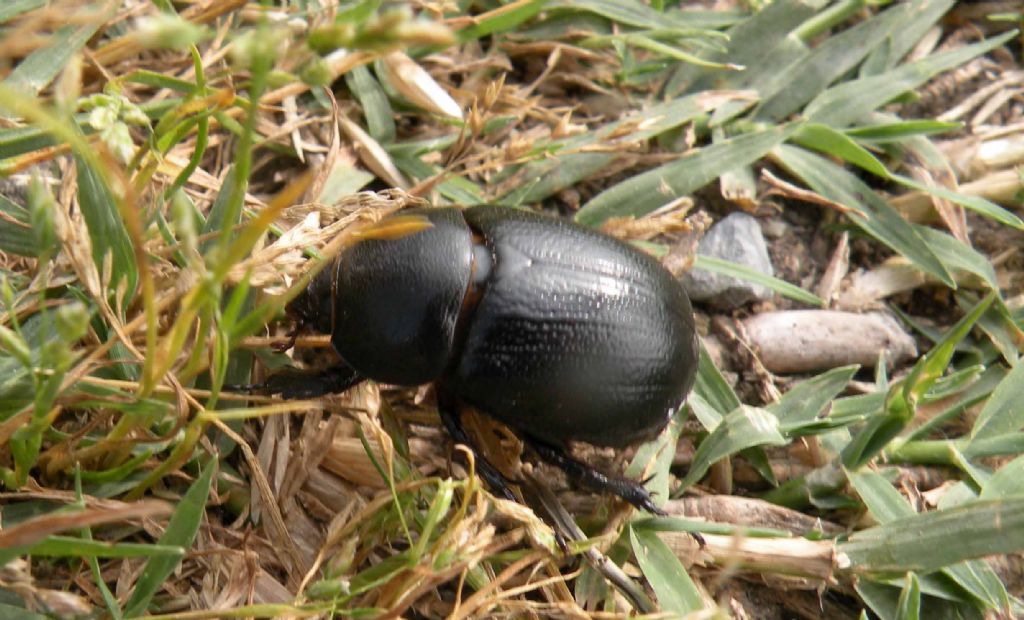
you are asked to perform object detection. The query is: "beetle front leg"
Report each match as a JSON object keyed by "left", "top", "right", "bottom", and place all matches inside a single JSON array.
[
  {"left": 250, "top": 363, "right": 365, "bottom": 399},
  {"left": 525, "top": 438, "right": 667, "bottom": 516},
  {"left": 436, "top": 389, "right": 517, "bottom": 502}
]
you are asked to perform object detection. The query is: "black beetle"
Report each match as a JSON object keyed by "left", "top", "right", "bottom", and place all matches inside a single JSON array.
[{"left": 275, "top": 205, "right": 698, "bottom": 513}]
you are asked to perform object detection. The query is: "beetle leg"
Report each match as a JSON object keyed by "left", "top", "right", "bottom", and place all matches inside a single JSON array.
[
  {"left": 436, "top": 389, "right": 517, "bottom": 502},
  {"left": 273, "top": 327, "right": 300, "bottom": 352},
  {"left": 525, "top": 438, "right": 667, "bottom": 516},
  {"left": 257, "top": 363, "right": 365, "bottom": 399}
]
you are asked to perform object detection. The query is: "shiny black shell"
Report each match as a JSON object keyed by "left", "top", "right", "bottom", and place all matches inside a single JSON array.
[
  {"left": 325, "top": 207, "right": 473, "bottom": 386},
  {"left": 306, "top": 205, "right": 698, "bottom": 448}
]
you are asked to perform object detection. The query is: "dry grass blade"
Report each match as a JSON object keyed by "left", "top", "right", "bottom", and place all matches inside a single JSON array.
[
  {"left": 338, "top": 113, "right": 411, "bottom": 189},
  {"left": 379, "top": 51, "right": 463, "bottom": 120},
  {"left": 0, "top": 500, "right": 171, "bottom": 548},
  {"left": 662, "top": 531, "right": 836, "bottom": 581}
]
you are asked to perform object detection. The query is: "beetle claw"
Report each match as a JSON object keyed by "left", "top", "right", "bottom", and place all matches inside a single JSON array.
[
  {"left": 553, "top": 531, "right": 571, "bottom": 555},
  {"left": 526, "top": 438, "right": 669, "bottom": 515},
  {"left": 273, "top": 328, "right": 300, "bottom": 352},
  {"left": 614, "top": 485, "right": 668, "bottom": 515},
  {"left": 626, "top": 489, "right": 667, "bottom": 514}
]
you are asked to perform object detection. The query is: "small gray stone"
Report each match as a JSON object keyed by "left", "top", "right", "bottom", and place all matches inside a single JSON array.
[
  {"left": 681, "top": 212, "right": 774, "bottom": 309},
  {"left": 742, "top": 310, "right": 917, "bottom": 373},
  {"left": 760, "top": 217, "right": 789, "bottom": 239}
]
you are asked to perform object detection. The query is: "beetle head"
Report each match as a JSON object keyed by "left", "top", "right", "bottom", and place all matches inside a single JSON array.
[{"left": 286, "top": 262, "right": 335, "bottom": 335}]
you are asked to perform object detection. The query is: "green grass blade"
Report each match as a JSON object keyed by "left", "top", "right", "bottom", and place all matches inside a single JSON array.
[
  {"left": 577, "top": 124, "right": 797, "bottom": 226},
  {"left": 0, "top": 0, "right": 45, "bottom": 22},
  {"left": 901, "top": 293, "right": 994, "bottom": 407},
  {"left": 0, "top": 194, "right": 39, "bottom": 257},
  {"left": 846, "top": 466, "right": 1014, "bottom": 620},
  {"left": 692, "top": 343, "right": 741, "bottom": 419},
  {"left": 849, "top": 470, "right": 916, "bottom": 523},
  {"left": 457, "top": 0, "right": 547, "bottom": 43},
  {"left": 629, "top": 525, "right": 703, "bottom": 614},
  {"left": 805, "top": 31, "right": 1016, "bottom": 128},
  {"left": 201, "top": 165, "right": 240, "bottom": 244},
  {"left": 768, "top": 365, "right": 858, "bottom": 432},
  {"left": 75, "top": 468, "right": 123, "bottom": 620},
  {"left": 681, "top": 406, "right": 787, "bottom": 488},
  {"left": 123, "top": 462, "right": 216, "bottom": 618},
  {"left": 671, "top": 8, "right": 744, "bottom": 30},
  {"left": 411, "top": 481, "right": 454, "bottom": 560},
  {"left": 692, "top": 255, "right": 824, "bottom": 307},
  {"left": 981, "top": 456, "right": 1024, "bottom": 499},
  {"left": 964, "top": 296, "right": 1023, "bottom": 367},
  {"left": 317, "top": 162, "right": 375, "bottom": 205},
  {"left": 552, "top": 0, "right": 718, "bottom": 32},
  {"left": 893, "top": 173, "right": 1024, "bottom": 231},
  {"left": 845, "top": 120, "right": 962, "bottom": 142},
  {"left": 914, "top": 226, "right": 998, "bottom": 289},
  {"left": 895, "top": 573, "right": 922, "bottom": 620},
  {"left": 0, "top": 124, "right": 56, "bottom": 159},
  {"left": 346, "top": 65, "right": 396, "bottom": 144},
  {"left": 124, "top": 69, "right": 200, "bottom": 94},
  {"left": 962, "top": 434, "right": 1024, "bottom": 460},
  {"left": 0, "top": 316, "right": 59, "bottom": 419},
  {"left": 24, "top": 536, "right": 185, "bottom": 559},
  {"left": 687, "top": 393, "right": 723, "bottom": 432},
  {"left": 967, "top": 362, "right": 1024, "bottom": 451},
  {"left": 638, "top": 515, "right": 793, "bottom": 539},
  {"left": 841, "top": 398, "right": 913, "bottom": 472},
  {"left": 664, "top": 0, "right": 815, "bottom": 97},
  {"left": 3, "top": 18, "right": 104, "bottom": 97},
  {"left": 840, "top": 498, "right": 1024, "bottom": 574},
  {"left": 860, "top": 0, "right": 955, "bottom": 76},
  {"left": 75, "top": 153, "right": 138, "bottom": 305},
  {"left": 844, "top": 295, "right": 994, "bottom": 469},
  {"left": 756, "top": 2, "right": 911, "bottom": 121},
  {"left": 792, "top": 123, "right": 890, "bottom": 178},
  {"left": 603, "top": 33, "right": 739, "bottom": 70},
  {"left": 855, "top": 581, "right": 903, "bottom": 620},
  {"left": 391, "top": 154, "right": 485, "bottom": 204},
  {"left": 627, "top": 407, "right": 686, "bottom": 511},
  {"left": 941, "top": 561, "right": 1013, "bottom": 613},
  {"left": 503, "top": 153, "right": 616, "bottom": 206},
  {"left": 795, "top": 119, "right": 1009, "bottom": 247}
]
